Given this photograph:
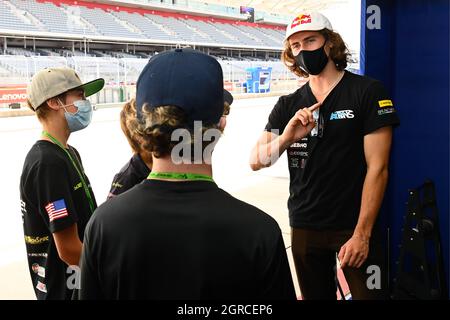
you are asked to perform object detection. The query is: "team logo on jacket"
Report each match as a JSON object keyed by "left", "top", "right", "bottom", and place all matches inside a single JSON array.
[{"left": 330, "top": 110, "right": 355, "bottom": 120}]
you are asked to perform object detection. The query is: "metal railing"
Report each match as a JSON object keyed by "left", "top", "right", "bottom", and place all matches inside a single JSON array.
[{"left": 0, "top": 55, "right": 300, "bottom": 107}]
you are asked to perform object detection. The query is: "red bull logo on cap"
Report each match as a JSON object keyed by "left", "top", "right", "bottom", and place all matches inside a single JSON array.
[{"left": 291, "top": 14, "right": 312, "bottom": 28}]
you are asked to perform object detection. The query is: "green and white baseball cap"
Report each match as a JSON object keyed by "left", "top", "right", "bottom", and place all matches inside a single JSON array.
[{"left": 27, "top": 67, "right": 105, "bottom": 111}]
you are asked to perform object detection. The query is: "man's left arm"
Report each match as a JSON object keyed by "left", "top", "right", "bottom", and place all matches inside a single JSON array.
[{"left": 339, "top": 126, "right": 393, "bottom": 268}]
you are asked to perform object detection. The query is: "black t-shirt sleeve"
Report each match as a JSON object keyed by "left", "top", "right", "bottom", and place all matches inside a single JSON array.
[
  {"left": 35, "top": 163, "right": 78, "bottom": 233},
  {"left": 107, "top": 155, "right": 150, "bottom": 200},
  {"left": 259, "top": 231, "right": 297, "bottom": 300},
  {"left": 107, "top": 172, "right": 123, "bottom": 199},
  {"left": 79, "top": 221, "right": 103, "bottom": 299},
  {"left": 361, "top": 81, "right": 400, "bottom": 135},
  {"left": 264, "top": 97, "right": 287, "bottom": 135}
]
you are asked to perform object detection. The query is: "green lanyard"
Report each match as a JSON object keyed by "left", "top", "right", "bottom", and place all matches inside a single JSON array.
[
  {"left": 42, "top": 131, "right": 95, "bottom": 213},
  {"left": 148, "top": 172, "right": 214, "bottom": 182}
]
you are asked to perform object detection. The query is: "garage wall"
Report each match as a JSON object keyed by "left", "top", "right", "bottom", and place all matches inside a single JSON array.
[{"left": 363, "top": 0, "right": 449, "bottom": 295}]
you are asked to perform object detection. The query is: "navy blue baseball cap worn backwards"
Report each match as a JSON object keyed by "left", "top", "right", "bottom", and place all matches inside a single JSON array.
[{"left": 136, "top": 48, "right": 224, "bottom": 126}]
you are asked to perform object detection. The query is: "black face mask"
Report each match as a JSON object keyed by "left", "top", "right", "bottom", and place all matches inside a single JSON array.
[{"left": 295, "top": 42, "right": 329, "bottom": 76}]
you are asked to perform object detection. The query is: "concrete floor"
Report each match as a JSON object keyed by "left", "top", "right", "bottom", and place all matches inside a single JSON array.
[{"left": 0, "top": 96, "right": 303, "bottom": 300}]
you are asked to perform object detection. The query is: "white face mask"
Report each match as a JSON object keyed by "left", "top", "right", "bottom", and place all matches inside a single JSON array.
[{"left": 59, "top": 99, "right": 93, "bottom": 133}]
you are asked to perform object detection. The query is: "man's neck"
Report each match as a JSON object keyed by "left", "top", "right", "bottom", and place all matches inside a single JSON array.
[
  {"left": 41, "top": 120, "right": 70, "bottom": 148},
  {"left": 308, "top": 61, "right": 344, "bottom": 92},
  {"left": 150, "top": 157, "right": 213, "bottom": 181}
]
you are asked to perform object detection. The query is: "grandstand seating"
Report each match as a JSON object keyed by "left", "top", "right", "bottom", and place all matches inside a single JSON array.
[
  {"left": 147, "top": 14, "right": 205, "bottom": 43},
  {"left": 110, "top": 11, "right": 173, "bottom": 41},
  {"left": 74, "top": 5, "right": 144, "bottom": 39},
  {"left": 0, "top": 0, "right": 285, "bottom": 48},
  {"left": 0, "top": 47, "right": 292, "bottom": 84},
  {"left": 9, "top": 0, "right": 96, "bottom": 35},
  {"left": 0, "top": 0, "right": 296, "bottom": 87},
  {"left": 0, "top": 0, "right": 37, "bottom": 32},
  {"left": 182, "top": 19, "right": 241, "bottom": 46}
]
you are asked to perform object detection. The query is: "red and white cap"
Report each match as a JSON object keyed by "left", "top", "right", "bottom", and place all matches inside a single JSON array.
[{"left": 285, "top": 12, "right": 333, "bottom": 41}]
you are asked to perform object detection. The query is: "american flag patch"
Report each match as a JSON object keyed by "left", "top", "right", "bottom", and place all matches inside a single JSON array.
[{"left": 45, "top": 199, "right": 69, "bottom": 222}]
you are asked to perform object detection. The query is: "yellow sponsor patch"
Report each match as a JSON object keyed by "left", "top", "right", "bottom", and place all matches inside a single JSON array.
[
  {"left": 25, "top": 236, "right": 49, "bottom": 245},
  {"left": 74, "top": 182, "right": 82, "bottom": 191},
  {"left": 378, "top": 100, "right": 393, "bottom": 108},
  {"left": 112, "top": 182, "right": 123, "bottom": 189}
]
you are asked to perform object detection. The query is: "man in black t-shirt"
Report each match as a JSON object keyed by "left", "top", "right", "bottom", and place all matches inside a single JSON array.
[
  {"left": 250, "top": 12, "right": 399, "bottom": 300},
  {"left": 20, "top": 67, "right": 104, "bottom": 299},
  {"left": 79, "top": 49, "right": 296, "bottom": 300}
]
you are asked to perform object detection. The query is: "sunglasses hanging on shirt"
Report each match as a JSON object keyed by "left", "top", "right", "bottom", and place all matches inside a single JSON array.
[{"left": 310, "top": 108, "right": 324, "bottom": 138}]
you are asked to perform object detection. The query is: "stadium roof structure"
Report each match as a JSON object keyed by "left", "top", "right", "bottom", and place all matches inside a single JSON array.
[
  {"left": 201, "top": 0, "right": 348, "bottom": 16},
  {"left": 0, "top": 0, "right": 351, "bottom": 54}
]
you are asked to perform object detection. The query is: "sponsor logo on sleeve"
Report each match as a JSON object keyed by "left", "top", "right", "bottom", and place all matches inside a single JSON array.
[
  {"left": 378, "top": 100, "right": 393, "bottom": 108},
  {"left": 111, "top": 182, "right": 123, "bottom": 189},
  {"left": 378, "top": 108, "right": 396, "bottom": 115}
]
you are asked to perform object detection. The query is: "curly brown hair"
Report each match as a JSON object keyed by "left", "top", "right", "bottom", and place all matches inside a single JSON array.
[
  {"left": 223, "top": 101, "right": 231, "bottom": 116},
  {"left": 120, "top": 99, "right": 142, "bottom": 153},
  {"left": 120, "top": 99, "right": 154, "bottom": 166},
  {"left": 123, "top": 104, "right": 224, "bottom": 161},
  {"left": 125, "top": 98, "right": 231, "bottom": 160},
  {"left": 139, "top": 105, "right": 223, "bottom": 159},
  {"left": 281, "top": 29, "right": 351, "bottom": 78}
]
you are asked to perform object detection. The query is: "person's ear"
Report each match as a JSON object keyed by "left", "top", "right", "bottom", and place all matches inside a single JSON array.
[
  {"left": 218, "top": 116, "right": 227, "bottom": 131},
  {"left": 46, "top": 98, "right": 62, "bottom": 111}
]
